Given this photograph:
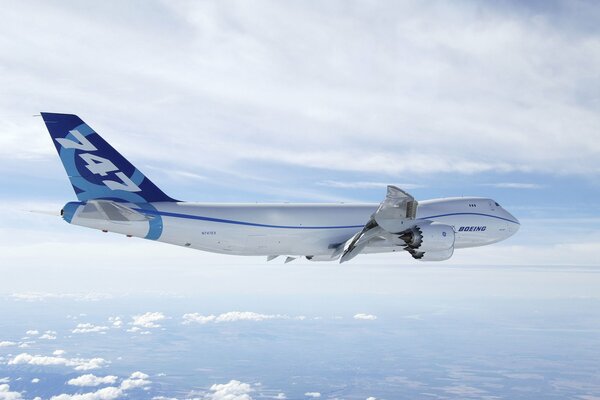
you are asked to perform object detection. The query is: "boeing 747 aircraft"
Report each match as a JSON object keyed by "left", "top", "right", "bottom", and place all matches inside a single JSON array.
[{"left": 41, "top": 113, "right": 519, "bottom": 262}]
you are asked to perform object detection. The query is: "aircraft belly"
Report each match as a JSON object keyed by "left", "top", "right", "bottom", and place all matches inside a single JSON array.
[{"left": 158, "top": 216, "right": 358, "bottom": 256}]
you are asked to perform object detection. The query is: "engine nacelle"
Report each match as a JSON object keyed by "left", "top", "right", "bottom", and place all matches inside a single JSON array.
[
  {"left": 399, "top": 223, "right": 455, "bottom": 261},
  {"left": 411, "top": 246, "right": 454, "bottom": 261},
  {"left": 401, "top": 223, "right": 455, "bottom": 252}
]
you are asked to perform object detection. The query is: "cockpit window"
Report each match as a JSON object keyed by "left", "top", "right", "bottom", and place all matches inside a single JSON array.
[{"left": 494, "top": 202, "right": 500, "bottom": 207}]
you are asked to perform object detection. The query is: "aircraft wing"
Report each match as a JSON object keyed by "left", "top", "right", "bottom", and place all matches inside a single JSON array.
[{"left": 339, "top": 185, "right": 418, "bottom": 263}]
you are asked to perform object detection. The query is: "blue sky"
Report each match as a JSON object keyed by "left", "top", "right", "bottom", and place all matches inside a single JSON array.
[
  {"left": 1, "top": 2, "right": 600, "bottom": 399},
  {"left": 1, "top": 0, "right": 599, "bottom": 265}
]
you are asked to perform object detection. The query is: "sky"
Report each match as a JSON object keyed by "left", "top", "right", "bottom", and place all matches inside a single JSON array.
[
  {"left": 0, "top": 0, "right": 599, "bottom": 267},
  {"left": 0, "top": 2, "right": 600, "bottom": 398}
]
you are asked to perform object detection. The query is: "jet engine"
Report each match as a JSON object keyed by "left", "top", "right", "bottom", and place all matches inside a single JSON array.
[
  {"left": 399, "top": 223, "right": 455, "bottom": 261},
  {"left": 409, "top": 247, "right": 454, "bottom": 261}
]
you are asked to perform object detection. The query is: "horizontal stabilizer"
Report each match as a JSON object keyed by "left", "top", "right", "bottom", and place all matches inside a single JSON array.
[{"left": 78, "top": 200, "right": 150, "bottom": 222}]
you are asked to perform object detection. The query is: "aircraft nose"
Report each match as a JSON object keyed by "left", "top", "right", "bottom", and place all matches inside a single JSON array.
[{"left": 504, "top": 210, "right": 520, "bottom": 236}]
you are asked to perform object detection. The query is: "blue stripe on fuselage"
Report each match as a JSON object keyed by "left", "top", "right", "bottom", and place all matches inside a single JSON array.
[
  {"left": 131, "top": 208, "right": 519, "bottom": 230},
  {"left": 132, "top": 208, "right": 364, "bottom": 230},
  {"left": 419, "top": 212, "right": 520, "bottom": 225}
]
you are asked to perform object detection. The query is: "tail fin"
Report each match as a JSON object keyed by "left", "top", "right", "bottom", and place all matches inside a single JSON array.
[{"left": 41, "top": 112, "right": 176, "bottom": 203}]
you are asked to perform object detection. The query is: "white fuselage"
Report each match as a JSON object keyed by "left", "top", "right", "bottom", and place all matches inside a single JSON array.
[{"left": 65, "top": 196, "right": 519, "bottom": 258}]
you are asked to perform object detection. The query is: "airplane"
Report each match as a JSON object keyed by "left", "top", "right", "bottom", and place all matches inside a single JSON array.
[{"left": 40, "top": 112, "right": 520, "bottom": 263}]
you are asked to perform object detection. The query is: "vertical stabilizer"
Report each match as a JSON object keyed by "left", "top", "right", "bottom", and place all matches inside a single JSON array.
[{"left": 41, "top": 112, "right": 176, "bottom": 203}]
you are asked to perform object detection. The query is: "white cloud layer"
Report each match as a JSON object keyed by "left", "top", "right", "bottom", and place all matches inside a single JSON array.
[
  {"left": 131, "top": 312, "right": 165, "bottom": 328},
  {"left": 10, "top": 293, "right": 111, "bottom": 302},
  {"left": 39, "top": 333, "right": 57, "bottom": 340},
  {"left": 50, "top": 386, "right": 122, "bottom": 400},
  {"left": 52, "top": 371, "right": 150, "bottom": 400},
  {"left": 317, "top": 181, "right": 423, "bottom": 190},
  {"left": 182, "top": 311, "right": 293, "bottom": 324},
  {"left": 483, "top": 182, "right": 544, "bottom": 189},
  {"left": 8, "top": 353, "right": 108, "bottom": 371},
  {"left": 0, "top": 384, "right": 22, "bottom": 400},
  {"left": 207, "top": 380, "right": 253, "bottom": 400},
  {"left": 353, "top": 313, "right": 378, "bottom": 321},
  {"left": 120, "top": 371, "right": 151, "bottom": 390},
  {"left": 68, "top": 374, "right": 118, "bottom": 387},
  {"left": 1, "top": 1, "right": 598, "bottom": 181},
  {"left": 0, "top": 342, "right": 16, "bottom": 347},
  {"left": 304, "top": 392, "right": 321, "bottom": 398},
  {"left": 72, "top": 323, "right": 109, "bottom": 334}
]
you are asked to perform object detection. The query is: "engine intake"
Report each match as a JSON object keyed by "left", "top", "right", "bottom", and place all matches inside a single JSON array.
[{"left": 400, "top": 223, "right": 455, "bottom": 260}]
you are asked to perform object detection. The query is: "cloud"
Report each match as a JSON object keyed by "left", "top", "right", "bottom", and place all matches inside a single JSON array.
[
  {"left": 119, "top": 371, "right": 151, "bottom": 390},
  {"left": 31, "top": 378, "right": 40, "bottom": 383},
  {"left": 72, "top": 323, "right": 109, "bottom": 334},
  {"left": 108, "top": 317, "right": 122, "bottom": 328},
  {"left": 207, "top": 380, "right": 253, "bottom": 400},
  {"left": 183, "top": 311, "right": 290, "bottom": 324},
  {"left": 68, "top": 374, "right": 118, "bottom": 387},
  {"left": 8, "top": 353, "right": 108, "bottom": 371},
  {"left": 25, "top": 330, "right": 39, "bottom": 336},
  {"left": 145, "top": 166, "right": 208, "bottom": 182},
  {"left": 482, "top": 182, "right": 544, "bottom": 189},
  {"left": 274, "top": 394, "right": 286, "bottom": 399},
  {"left": 131, "top": 312, "right": 165, "bottom": 328},
  {"left": 53, "top": 350, "right": 66, "bottom": 356},
  {"left": 304, "top": 392, "right": 321, "bottom": 398},
  {"left": 215, "top": 311, "right": 287, "bottom": 322},
  {"left": 182, "top": 313, "right": 216, "bottom": 324},
  {"left": 442, "top": 384, "right": 489, "bottom": 397},
  {"left": 0, "top": 342, "right": 16, "bottom": 347},
  {"left": 53, "top": 371, "right": 151, "bottom": 400},
  {"left": 10, "top": 293, "right": 111, "bottom": 302},
  {"left": 1, "top": 0, "right": 598, "bottom": 187},
  {"left": 50, "top": 386, "right": 123, "bottom": 400},
  {"left": 128, "top": 372, "right": 149, "bottom": 380},
  {"left": 317, "top": 181, "right": 423, "bottom": 190},
  {"left": 353, "top": 313, "right": 377, "bottom": 321},
  {"left": 39, "top": 333, "right": 57, "bottom": 340},
  {"left": 0, "top": 379, "right": 9, "bottom": 384},
  {"left": 0, "top": 384, "right": 22, "bottom": 400}
]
